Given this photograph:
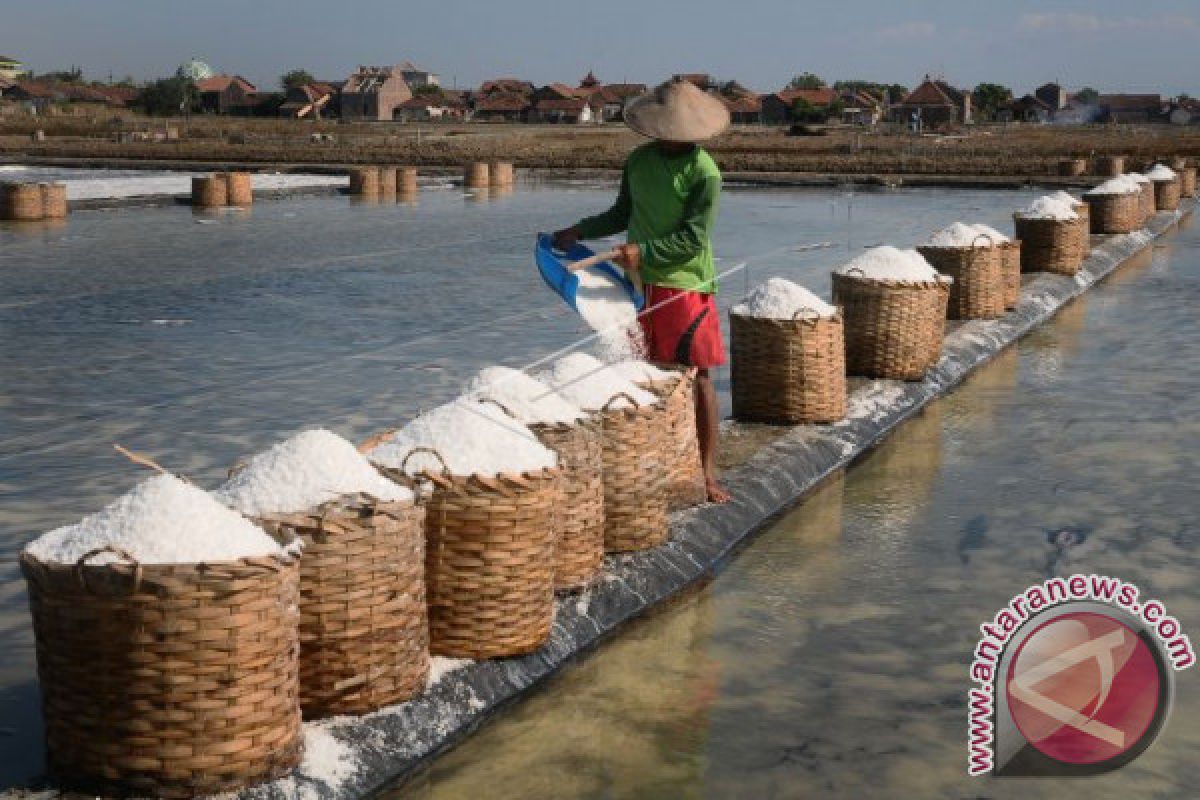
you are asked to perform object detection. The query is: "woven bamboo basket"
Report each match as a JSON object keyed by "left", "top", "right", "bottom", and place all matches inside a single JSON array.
[
  {"left": 730, "top": 309, "right": 846, "bottom": 424},
  {"left": 1071, "top": 202, "right": 1091, "bottom": 256},
  {"left": 997, "top": 240, "right": 1022, "bottom": 309},
  {"left": 832, "top": 270, "right": 951, "bottom": 381},
  {"left": 1137, "top": 183, "right": 1155, "bottom": 223},
  {"left": 40, "top": 183, "right": 68, "bottom": 219},
  {"left": 225, "top": 172, "right": 253, "bottom": 206},
  {"left": 191, "top": 174, "right": 227, "bottom": 208},
  {"left": 1169, "top": 156, "right": 1188, "bottom": 171},
  {"left": 1083, "top": 191, "right": 1140, "bottom": 234},
  {"left": 349, "top": 167, "right": 381, "bottom": 195},
  {"left": 917, "top": 235, "right": 1006, "bottom": 319},
  {"left": 530, "top": 419, "right": 605, "bottom": 589},
  {"left": 398, "top": 166, "right": 419, "bottom": 193},
  {"left": 1012, "top": 215, "right": 1085, "bottom": 276},
  {"left": 3, "top": 182, "right": 45, "bottom": 220},
  {"left": 1152, "top": 177, "right": 1182, "bottom": 211},
  {"left": 638, "top": 368, "right": 707, "bottom": 508},
  {"left": 1058, "top": 158, "right": 1086, "bottom": 177},
  {"left": 464, "top": 162, "right": 490, "bottom": 189},
  {"left": 374, "top": 448, "right": 560, "bottom": 659},
  {"left": 595, "top": 393, "right": 670, "bottom": 551},
  {"left": 378, "top": 166, "right": 398, "bottom": 196},
  {"left": 1182, "top": 167, "right": 1197, "bottom": 198},
  {"left": 254, "top": 495, "right": 428, "bottom": 718},
  {"left": 1095, "top": 156, "right": 1125, "bottom": 177},
  {"left": 489, "top": 161, "right": 514, "bottom": 187},
  {"left": 20, "top": 540, "right": 302, "bottom": 797}
]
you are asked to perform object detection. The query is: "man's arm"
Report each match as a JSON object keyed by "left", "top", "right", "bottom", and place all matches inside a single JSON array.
[
  {"left": 575, "top": 168, "right": 632, "bottom": 239},
  {"left": 637, "top": 173, "right": 720, "bottom": 266}
]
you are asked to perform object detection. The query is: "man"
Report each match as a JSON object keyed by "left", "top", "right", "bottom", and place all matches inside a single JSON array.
[{"left": 554, "top": 77, "right": 731, "bottom": 503}]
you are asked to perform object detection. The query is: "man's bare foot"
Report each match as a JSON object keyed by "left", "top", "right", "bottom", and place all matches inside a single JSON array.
[{"left": 705, "top": 477, "right": 731, "bottom": 504}]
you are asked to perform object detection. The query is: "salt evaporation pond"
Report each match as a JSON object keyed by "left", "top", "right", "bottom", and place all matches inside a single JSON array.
[
  {"left": 392, "top": 219, "right": 1200, "bottom": 799},
  {"left": 0, "top": 164, "right": 345, "bottom": 199},
  {"left": 0, "top": 178, "right": 1138, "bottom": 788}
]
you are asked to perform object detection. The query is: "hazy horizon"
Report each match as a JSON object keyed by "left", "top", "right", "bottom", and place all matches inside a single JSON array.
[{"left": 5, "top": 0, "right": 1198, "bottom": 96}]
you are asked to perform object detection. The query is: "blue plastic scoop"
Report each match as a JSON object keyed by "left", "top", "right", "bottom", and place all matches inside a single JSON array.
[{"left": 535, "top": 233, "right": 645, "bottom": 314}]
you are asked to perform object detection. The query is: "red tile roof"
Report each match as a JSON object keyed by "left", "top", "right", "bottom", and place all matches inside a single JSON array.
[
  {"left": 195, "top": 75, "right": 257, "bottom": 94},
  {"left": 721, "top": 94, "right": 762, "bottom": 113},
  {"left": 900, "top": 80, "right": 954, "bottom": 106},
  {"left": 774, "top": 87, "right": 838, "bottom": 106},
  {"left": 535, "top": 96, "right": 589, "bottom": 112},
  {"left": 479, "top": 78, "right": 535, "bottom": 96},
  {"left": 1098, "top": 94, "right": 1163, "bottom": 111},
  {"left": 474, "top": 92, "right": 531, "bottom": 112}
]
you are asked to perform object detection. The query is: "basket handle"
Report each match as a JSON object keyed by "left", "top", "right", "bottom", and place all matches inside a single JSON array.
[
  {"left": 970, "top": 231, "right": 995, "bottom": 248},
  {"left": 358, "top": 428, "right": 398, "bottom": 454},
  {"left": 601, "top": 391, "right": 638, "bottom": 412},
  {"left": 791, "top": 306, "right": 822, "bottom": 327},
  {"left": 113, "top": 443, "right": 169, "bottom": 475},
  {"left": 842, "top": 266, "right": 865, "bottom": 278},
  {"left": 476, "top": 396, "right": 518, "bottom": 420},
  {"left": 74, "top": 546, "right": 143, "bottom": 595},
  {"left": 399, "top": 445, "right": 450, "bottom": 475}
]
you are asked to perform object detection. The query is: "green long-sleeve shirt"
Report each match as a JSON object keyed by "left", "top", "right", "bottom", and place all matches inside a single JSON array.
[{"left": 575, "top": 143, "right": 721, "bottom": 293}]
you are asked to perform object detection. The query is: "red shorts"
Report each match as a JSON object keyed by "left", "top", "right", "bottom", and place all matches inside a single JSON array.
[{"left": 639, "top": 285, "right": 727, "bottom": 369}]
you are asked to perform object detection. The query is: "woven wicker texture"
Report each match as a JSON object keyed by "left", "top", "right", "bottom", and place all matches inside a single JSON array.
[
  {"left": 1072, "top": 202, "right": 1091, "bottom": 257},
  {"left": 1137, "top": 184, "right": 1155, "bottom": 224},
  {"left": 3, "top": 182, "right": 45, "bottom": 220},
  {"left": 40, "top": 183, "right": 68, "bottom": 219},
  {"left": 917, "top": 238, "right": 1006, "bottom": 319},
  {"left": 376, "top": 452, "right": 560, "bottom": 659},
  {"left": 1085, "top": 192, "right": 1141, "bottom": 234},
  {"left": 638, "top": 369, "right": 706, "bottom": 509},
  {"left": 832, "top": 272, "right": 950, "bottom": 381},
  {"left": 224, "top": 172, "right": 253, "bottom": 206},
  {"left": 1169, "top": 156, "right": 1188, "bottom": 171},
  {"left": 1152, "top": 178, "right": 1181, "bottom": 211},
  {"left": 20, "top": 542, "right": 302, "bottom": 797},
  {"left": 1058, "top": 158, "right": 1086, "bottom": 176},
  {"left": 256, "top": 496, "right": 428, "bottom": 718},
  {"left": 596, "top": 395, "right": 670, "bottom": 551},
  {"left": 464, "top": 162, "right": 490, "bottom": 189},
  {"left": 191, "top": 174, "right": 227, "bottom": 208},
  {"left": 378, "top": 167, "right": 398, "bottom": 196},
  {"left": 1013, "top": 216, "right": 1085, "bottom": 276},
  {"left": 1182, "top": 168, "right": 1197, "bottom": 199},
  {"left": 997, "top": 241, "right": 1022, "bottom": 309},
  {"left": 1095, "top": 156, "right": 1125, "bottom": 177},
  {"left": 489, "top": 162, "right": 515, "bottom": 187},
  {"left": 530, "top": 421, "right": 605, "bottom": 589},
  {"left": 349, "top": 167, "right": 381, "bottom": 195},
  {"left": 730, "top": 311, "right": 846, "bottom": 424},
  {"left": 398, "top": 166, "right": 419, "bottom": 192}
]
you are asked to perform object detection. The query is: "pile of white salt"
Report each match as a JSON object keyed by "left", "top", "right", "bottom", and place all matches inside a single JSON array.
[
  {"left": 216, "top": 428, "right": 412, "bottom": 516},
  {"left": 925, "top": 222, "right": 995, "bottom": 248},
  {"left": 367, "top": 400, "right": 557, "bottom": 477},
  {"left": 466, "top": 366, "right": 586, "bottom": 426},
  {"left": 539, "top": 352, "right": 658, "bottom": 411},
  {"left": 1145, "top": 164, "right": 1178, "bottom": 182},
  {"left": 609, "top": 359, "right": 677, "bottom": 384},
  {"left": 732, "top": 277, "right": 837, "bottom": 319},
  {"left": 25, "top": 473, "right": 287, "bottom": 565},
  {"left": 971, "top": 223, "right": 1010, "bottom": 243},
  {"left": 1085, "top": 175, "right": 1141, "bottom": 195},
  {"left": 1016, "top": 195, "right": 1079, "bottom": 221},
  {"left": 1049, "top": 190, "right": 1081, "bottom": 207},
  {"left": 834, "top": 246, "right": 942, "bottom": 282},
  {"left": 574, "top": 267, "right": 647, "bottom": 363}
]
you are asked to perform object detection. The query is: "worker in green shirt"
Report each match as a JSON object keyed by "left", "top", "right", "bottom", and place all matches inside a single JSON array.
[{"left": 554, "top": 78, "right": 731, "bottom": 503}]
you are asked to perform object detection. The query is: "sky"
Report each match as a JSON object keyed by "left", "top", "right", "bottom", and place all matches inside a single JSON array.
[{"left": 4, "top": 0, "right": 1197, "bottom": 95}]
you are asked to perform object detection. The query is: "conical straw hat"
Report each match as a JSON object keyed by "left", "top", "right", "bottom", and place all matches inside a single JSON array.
[{"left": 624, "top": 78, "right": 731, "bottom": 142}]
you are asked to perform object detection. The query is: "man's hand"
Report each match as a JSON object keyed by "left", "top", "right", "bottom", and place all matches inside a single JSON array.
[
  {"left": 552, "top": 226, "right": 581, "bottom": 251},
  {"left": 613, "top": 243, "right": 641, "bottom": 271}
]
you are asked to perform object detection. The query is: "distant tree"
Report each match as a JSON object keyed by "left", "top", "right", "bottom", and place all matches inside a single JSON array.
[
  {"left": 791, "top": 96, "right": 840, "bottom": 123},
  {"left": 788, "top": 72, "right": 826, "bottom": 90},
  {"left": 1076, "top": 87, "right": 1100, "bottom": 105},
  {"left": 134, "top": 76, "right": 196, "bottom": 115},
  {"left": 280, "top": 69, "right": 316, "bottom": 90},
  {"left": 887, "top": 83, "right": 909, "bottom": 103},
  {"left": 413, "top": 84, "right": 441, "bottom": 97},
  {"left": 37, "top": 66, "right": 84, "bottom": 84},
  {"left": 972, "top": 83, "right": 1013, "bottom": 119}
]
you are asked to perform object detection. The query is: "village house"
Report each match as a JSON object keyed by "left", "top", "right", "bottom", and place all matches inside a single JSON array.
[
  {"left": 0, "top": 55, "right": 26, "bottom": 81},
  {"left": 478, "top": 78, "right": 536, "bottom": 97},
  {"left": 530, "top": 83, "right": 598, "bottom": 123},
  {"left": 195, "top": 75, "right": 258, "bottom": 114},
  {"left": 278, "top": 82, "right": 335, "bottom": 119},
  {"left": 1001, "top": 94, "right": 1053, "bottom": 124},
  {"left": 340, "top": 65, "right": 412, "bottom": 121},
  {"left": 760, "top": 87, "right": 838, "bottom": 124},
  {"left": 394, "top": 89, "right": 469, "bottom": 122},
  {"left": 1097, "top": 94, "right": 1165, "bottom": 124},
  {"left": 397, "top": 60, "right": 439, "bottom": 89},
  {"left": 571, "top": 72, "right": 644, "bottom": 121},
  {"left": 1034, "top": 82, "right": 1067, "bottom": 111},
  {"left": 471, "top": 92, "right": 531, "bottom": 122},
  {"left": 889, "top": 76, "right": 972, "bottom": 129},
  {"left": 838, "top": 89, "right": 884, "bottom": 125}
]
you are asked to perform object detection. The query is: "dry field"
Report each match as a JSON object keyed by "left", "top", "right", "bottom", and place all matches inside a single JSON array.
[{"left": 2, "top": 112, "right": 1199, "bottom": 176}]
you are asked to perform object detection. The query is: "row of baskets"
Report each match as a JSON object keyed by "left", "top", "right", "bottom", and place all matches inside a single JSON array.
[
  {"left": 348, "top": 165, "right": 421, "bottom": 195},
  {"left": 0, "top": 181, "right": 68, "bottom": 221},
  {"left": 1060, "top": 154, "right": 1193, "bottom": 178},
  {"left": 20, "top": 369, "right": 703, "bottom": 797},
  {"left": 191, "top": 171, "right": 254, "bottom": 208}
]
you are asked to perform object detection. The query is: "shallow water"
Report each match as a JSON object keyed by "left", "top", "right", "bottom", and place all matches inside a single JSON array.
[
  {"left": 0, "top": 180, "right": 1051, "bottom": 785},
  {"left": 0, "top": 164, "right": 345, "bottom": 200},
  {"left": 390, "top": 218, "right": 1200, "bottom": 798}
]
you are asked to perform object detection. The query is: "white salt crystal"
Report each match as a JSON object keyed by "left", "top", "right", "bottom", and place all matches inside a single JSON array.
[
  {"left": 466, "top": 366, "right": 586, "bottom": 426},
  {"left": 971, "top": 223, "right": 1010, "bottom": 244},
  {"left": 574, "top": 268, "right": 639, "bottom": 333},
  {"left": 1086, "top": 175, "right": 1142, "bottom": 195},
  {"left": 426, "top": 656, "right": 473, "bottom": 689},
  {"left": 300, "top": 724, "right": 359, "bottom": 790},
  {"left": 215, "top": 429, "right": 412, "bottom": 516},
  {"left": 1127, "top": 172, "right": 1152, "bottom": 184},
  {"left": 609, "top": 359, "right": 678, "bottom": 383},
  {"left": 25, "top": 473, "right": 285, "bottom": 565},
  {"left": 1016, "top": 195, "right": 1079, "bottom": 221},
  {"left": 367, "top": 400, "right": 557, "bottom": 477},
  {"left": 1145, "top": 164, "right": 1177, "bottom": 181},
  {"left": 925, "top": 222, "right": 994, "bottom": 248},
  {"left": 732, "top": 277, "right": 838, "bottom": 319},
  {"left": 834, "top": 246, "right": 942, "bottom": 282},
  {"left": 539, "top": 352, "right": 658, "bottom": 411}
]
